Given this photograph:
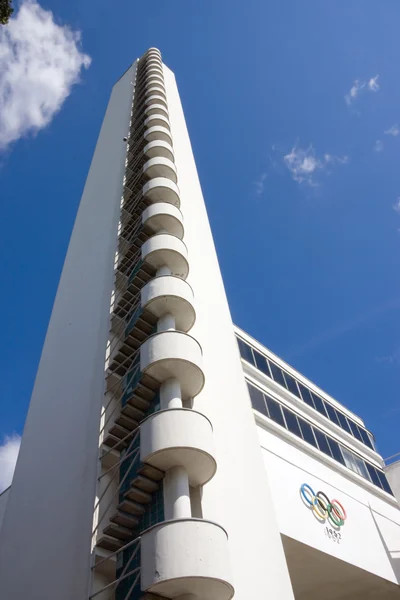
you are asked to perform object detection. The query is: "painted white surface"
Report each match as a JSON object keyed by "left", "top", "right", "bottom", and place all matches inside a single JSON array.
[
  {"left": 142, "top": 202, "right": 184, "bottom": 238},
  {"left": 0, "top": 487, "right": 9, "bottom": 534},
  {"left": 142, "top": 232, "right": 188, "bottom": 277},
  {"left": 141, "top": 519, "right": 234, "bottom": 600},
  {"left": 257, "top": 423, "right": 400, "bottom": 584},
  {"left": 386, "top": 461, "right": 400, "bottom": 506},
  {"left": 141, "top": 275, "right": 195, "bottom": 331},
  {"left": 0, "top": 62, "right": 137, "bottom": 599},
  {"left": 163, "top": 65, "right": 295, "bottom": 599}
]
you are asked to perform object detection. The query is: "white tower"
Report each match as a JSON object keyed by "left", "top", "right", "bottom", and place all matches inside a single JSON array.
[{"left": 0, "top": 49, "right": 294, "bottom": 600}]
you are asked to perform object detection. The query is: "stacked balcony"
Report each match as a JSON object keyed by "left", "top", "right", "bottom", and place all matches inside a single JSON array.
[{"left": 90, "top": 48, "right": 233, "bottom": 600}]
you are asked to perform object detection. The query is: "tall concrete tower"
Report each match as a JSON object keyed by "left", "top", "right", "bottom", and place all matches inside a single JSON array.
[{"left": 0, "top": 49, "right": 294, "bottom": 600}]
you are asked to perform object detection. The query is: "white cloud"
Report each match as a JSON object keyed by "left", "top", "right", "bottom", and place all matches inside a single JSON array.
[
  {"left": 393, "top": 198, "right": 400, "bottom": 213},
  {"left": 0, "top": 434, "right": 21, "bottom": 493},
  {"left": 283, "top": 145, "right": 348, "bottom": 185},
  {"left": 368, "top": 75, "right": 380, "bottom": 92},
  {"left": 0, "top": 0, "right": 91, "bottom": 150},
  {"left": 345, "top": 75, "right": 380, "bottom": 105},
  {"left": 385, "top": 124, "right": 400, "bottom": 137},
  {"left": 374, "top": 140, "right": 383, "bottom": 152},
  {"left": 254, "top": 172, "right": 268, "bottom": 196}
]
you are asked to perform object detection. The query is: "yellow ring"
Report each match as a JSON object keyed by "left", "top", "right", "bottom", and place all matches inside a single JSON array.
[{"left": 313, "top": 495, "right": 328, "bottom": 519}]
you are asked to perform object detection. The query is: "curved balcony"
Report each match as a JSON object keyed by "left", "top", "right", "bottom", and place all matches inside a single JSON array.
[
  {"left": 146, "top": 73, "right": 164, "bottom": 87},
  {"left": 144, "top": 113, "right": 170, "bottom": 131},
  {"left": 146, "top": 52, "right": 161, "bottom": 62},
  {"left": 140, "top": 409, "right": 215, "bottom": 485},
  {"left": 142, "top": 233, "right": 188, "bottom": 278},
  {"left": 144, "top": 125, "right": 172, "bottom": 145},
  {"left": 142, "top": 202, "right": 184, "bottom": 239},
  {"left": 145, "top": 85, "right": 167, "bottom": 100},
  {"left": 140, "top": 331, "right": 204, "bottom": 398},
  {"left": 146, "top": 59, "right": 162, "bottom": 70},
  {"left": 141, "top": 519, "right": 234, "bottom": 600},
  {"left": 141, "top": 275, "right": 195, "bottom": 331},
  {"left": 145, "top": 94, "right": 168, "bottom": 109},
  {"left": 146, "top": 65, "right": 163, "bottom": 78},
  {"left": 143, "top": 157, "right": 177, "bottom": 183},
  {"left": 142, "top": 177, "right": 179, "bottom": 206},
  {"left": 143, "top": 140, "right": 174, "bottom": 162},
  {"left": 145, "top": 103, "right": 168, "bottom": 119}
]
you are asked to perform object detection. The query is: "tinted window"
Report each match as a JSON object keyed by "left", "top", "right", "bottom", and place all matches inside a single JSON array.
[
  {"left": 298, "top": 383, "right": 315, "bottom": 409},
  {"left": 269, "top": 362, "right": 287, "bottom": 388},
  {"left": 265, "top": 395, "right": 286, "bottom": 428},
  {"left": 324, "top": 402, "right": 341, "bottom": 426},
  {"left": 358, "top": 427, "right": 374, "bottom": 449},
  {"left": 283, "top": 372, "right": 301, "bottom": 398},
  {"left": 311, "top": 393, "right": 328, "bottom": 417},
  {"left": 336, "top": 411, "right": 352, "bottom": 434},
  {"left": 298, "top": 417, "right": 318, "bottom": 448},
  {"left": 314, "top": 429, "right": 333, "bottom": 457},
  {"left": 253, "top": 350, "right": 271, "bottom": 377},
  {"left": 376, "top": 470, "right": 393, "bottom": 495},
  {"left": 247, "top": 383, "right": 268, "bottom": 417},
  {"left": 365, "top": 462, "right": 382, "bottom": 488},
  {"left": 282, "top": 407, "right": 302, "bottom": 438},
  {"left": 237, "top": 339, "right": 255, "bottom": 365},
  {"left": 327, "top": 438, "right": 345, "bottom": 465},
  {"left": 348, "top": 419, "right": 364, "bottom": 443}
]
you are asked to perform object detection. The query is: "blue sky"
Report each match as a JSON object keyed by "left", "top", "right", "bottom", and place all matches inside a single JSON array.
[{"left": 1, "top": 0, "right": 400, "bottom": 486}]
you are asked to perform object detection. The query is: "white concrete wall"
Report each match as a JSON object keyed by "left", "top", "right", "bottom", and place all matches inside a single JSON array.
[
  {"left": 257, "top": 423, "right": 400, "bottom": 584},
  {"left": 0, "top": 61, "right": 137, "bottom": 599},
  {"left": 163, "top": 64, "right": 295, "bottom": 599},
  {"left": 0, "top": 487, "right": 9, "bottom": 535}
]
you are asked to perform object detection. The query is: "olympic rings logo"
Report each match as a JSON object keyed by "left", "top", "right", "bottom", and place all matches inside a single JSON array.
[{"left": 300, "top": 483, "right": 347, "bottom": 528}]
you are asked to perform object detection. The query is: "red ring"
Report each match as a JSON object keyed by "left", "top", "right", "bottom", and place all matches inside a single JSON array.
[{"left": 331, "top": 499, "right": 346, "bottom": 521}]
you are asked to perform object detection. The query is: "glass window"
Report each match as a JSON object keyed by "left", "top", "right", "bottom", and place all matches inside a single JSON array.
[
  {"left": 247, "top": 383, "right": 268, "bottom": 417},
  {"left": 324, "top": 402, "right": 341, "bottom": 427},
  {"left": 311, "top": 393, "right": 328, "bottom": 417},
  {"left": 336, "top": 411, "right": 352, "bottom": 435},
  {"left": 298, "top": 417, "right": 318, "bottom": 448},
  {"left": 348, "top": 419, "right": 364, "bottom": 443},
  {"left": 253, "top": 350, "right": 271, "bottom": 377},
  {"left": 357, "top": 427, "right": 373, "bottom": 448},
  {"left": 327, "top": 437, "right": 345, "bottom": 465},
  {"left": 341, "top": 447, "right": 369, "bottom": 479},
  {"left": 269, "top": 362, "right": 287, "bottom": 388},
  {"left": 237, "top": 338, "right": 255, "bottom": 365},
  {"left": 283, "top": 372, "right": 302, "bottom": 398},
  {"left": 365, "top": 462, "right": 382, "bottom": 488},
  {"left": 368, "top": 433, "right": 377, "bottom": 451},
  {"left": 298, "top": 383, "right": 315, "bottom": 409},
  {"left": 376, "top": 470, "right": 394, "bottom": 495},
  {"left": 314, "top": 429, "right": 333, "bottom": 457},
  {"left": 265, "top": 395, "right": 286, "bottom": 428},
  {"left": 282, "top": 407, "right": 302, "bottom": 438}
]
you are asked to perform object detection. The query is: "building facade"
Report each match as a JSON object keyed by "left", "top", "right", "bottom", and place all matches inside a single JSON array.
[{"left": 0, "top": 48, "right": 399, "bottom": 600}]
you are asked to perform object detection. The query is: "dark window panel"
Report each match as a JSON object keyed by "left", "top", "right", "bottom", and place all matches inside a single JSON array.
[
  {"left": 324, "top": 402, "right": 341, "bottom": 427},
  {"left": 365, "top": 463, "right": 382, "bottom": 488},
  {"left": 298, "top": 417, "right": 318, "bottom": 448},
  {"left": 348, "top": 419, "right": 364, "bottom": 443},
  {"left": 298, "top": 383, "right": 315, "bottom": 409},
  {"left": 336, "top": 411, "right": 352, "bottom": 435},
  {"left": 282, "top": 407, "right": 302, "bottom": 438},
  {"left": 327, "top": 437, "right": 345, "bottom": 465},
  {"left": 368, "top": 433, "right": 377, "bottom": 451},
  {"left": 253, "top": 350, "right": 271, "bottom": 377},
  {"left": 237, "top": 338, "right": 255, "bottom": 365},
  {"left": 376, "top": 470, "right": 394, "bottom": 495},
  {"left": 269, "top": 362, "right": 287, "bottom": 388},
  {"left": 357, "top": 426, "right": 374, "bottom": 450},
  {"left": 314, "top": 429, "right": 333, "bottom": 458},
  {"left": 247, "top": 383, "right": 269, "bottom": 417},
  {"left": 311, "top": 393, "right": 328, "bottom": 417},
  {"left": 283, "top": 372, "right": 302, "bottom": 398},
  {"left": 265, "top": 395, "right": 286, "bottom": 428}
]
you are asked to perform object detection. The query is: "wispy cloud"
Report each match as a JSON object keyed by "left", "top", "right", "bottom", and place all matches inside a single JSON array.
[
  {"left": 283, "top": 145, "right": 348, "bottom": 186},
  {"left": 384, "top": 124, "right": 400, "bottom": 137},
  {"left": 345, "top": 75, "right": 380, "bottom": 105},
  {"left": 0, "top": 0, "right": 91, "bottom": 150},
  {"left": 393, "top": 198, "right": 400, "bottom": 213},
  {"left": 0, "top": 434, "right": 21, "bottom": 493},
  {"left": 254, "top": 172, "right": 268, "bottom": 196},
  {"left": 374, "top": 140, "right": 383, "bottom": 152}
]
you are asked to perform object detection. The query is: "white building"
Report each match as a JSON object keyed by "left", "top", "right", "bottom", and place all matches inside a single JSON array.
[{"left": 0, "top": 48, "right": 399, "bottom": 600}]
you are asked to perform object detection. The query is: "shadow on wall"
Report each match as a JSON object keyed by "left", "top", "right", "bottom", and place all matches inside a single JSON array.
[{"left": 369, "top": 504, "right": 400, "bottom": 584}]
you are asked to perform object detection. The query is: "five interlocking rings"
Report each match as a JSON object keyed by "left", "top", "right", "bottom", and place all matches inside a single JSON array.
[{"left": 300, "top": 483, "right": 347, "bottom": 528}]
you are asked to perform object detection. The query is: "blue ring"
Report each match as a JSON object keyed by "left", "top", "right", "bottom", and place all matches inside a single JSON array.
[{"left": 301, "top": 483, "right": 315, "bottom": 505}]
